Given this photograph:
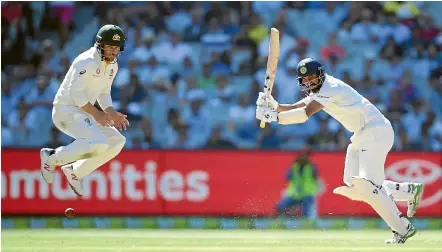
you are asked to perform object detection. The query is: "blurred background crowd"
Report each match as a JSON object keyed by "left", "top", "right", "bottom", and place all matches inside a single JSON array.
[{"left": 2, "top": 1, "right": 442, "bottom": 151}]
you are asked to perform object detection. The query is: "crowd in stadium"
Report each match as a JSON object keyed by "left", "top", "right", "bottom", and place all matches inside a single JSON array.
[{"left": 2, "top": 1, "right": 441, "bottom": 151}]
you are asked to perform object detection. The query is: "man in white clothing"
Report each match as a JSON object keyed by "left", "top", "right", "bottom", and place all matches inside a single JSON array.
[
  {"left": 40, "top": 24, "right": 130, "bottom": 196},
  {"left": 256, "top": 58, "right": 423, "bottom": 244}
]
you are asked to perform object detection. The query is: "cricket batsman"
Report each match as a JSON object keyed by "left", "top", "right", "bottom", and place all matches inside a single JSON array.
[
  {"left": 40, "top": 24, "right": 130, "bottom": 196},
  {"left": 255, "top": 58, "right": 423, "bottom": 244}
]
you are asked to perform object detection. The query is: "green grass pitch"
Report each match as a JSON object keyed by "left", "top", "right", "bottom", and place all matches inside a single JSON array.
[{"left": 2, "top": 229, "right": 442, "bottom": 252}]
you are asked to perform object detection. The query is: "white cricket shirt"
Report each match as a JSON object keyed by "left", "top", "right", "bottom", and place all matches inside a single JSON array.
[
  {"left": 53, "top": 47, "right": 118, "bottom": 110},
  {"left": 304, "top": 74, "right": 388, "bottom": 133}
]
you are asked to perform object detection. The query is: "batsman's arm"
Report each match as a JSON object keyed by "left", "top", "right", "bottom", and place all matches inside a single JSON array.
[
  {"left": 276, "top": 96, "right": 312, "bottom": 112},
  {"left": 277, "top": 100, "right": 323, "bottom": 125}
]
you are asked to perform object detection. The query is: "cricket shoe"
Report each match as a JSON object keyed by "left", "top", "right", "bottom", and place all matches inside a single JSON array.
[
  {"left": 407, "top": 183, "right": 423, "bottom": 218},
  {"left": 40, "top": 148, "right": 56, "bottom": 184},
  {"left": 62, "top": 165, "right": 83, "bottom": 196},
  {"left": 385, "top": 217, "right": 417, "bottom": 244}
]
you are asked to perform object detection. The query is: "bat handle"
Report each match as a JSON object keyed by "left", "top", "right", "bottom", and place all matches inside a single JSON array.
[{"left": 260, "top": 120, "right": 266, "bottom": 128}]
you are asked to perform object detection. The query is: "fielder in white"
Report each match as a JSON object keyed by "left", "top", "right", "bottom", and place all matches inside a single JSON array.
[
  {"left": 40, "top": 24, "right": 130, "bottom": 196},
  {"left": 256, "top": 58, "right": 423, "bottom": 244}
]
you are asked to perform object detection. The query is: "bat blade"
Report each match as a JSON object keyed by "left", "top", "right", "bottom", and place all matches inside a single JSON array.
[{"left": 260, "top": 28, "right": 280, "bottom": 129}]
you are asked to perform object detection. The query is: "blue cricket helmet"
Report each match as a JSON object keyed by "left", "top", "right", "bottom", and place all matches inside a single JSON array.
[{"left": 297, "top": 58, "right": 326, "bottom": 93}]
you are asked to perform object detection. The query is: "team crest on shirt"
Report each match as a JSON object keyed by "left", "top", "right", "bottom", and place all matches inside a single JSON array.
[
  {"left": 93, "top": 68, "right": 100, "bottom": 77},
  {"left": 112, "top": 34, "right": 121, "bottom": 41}
]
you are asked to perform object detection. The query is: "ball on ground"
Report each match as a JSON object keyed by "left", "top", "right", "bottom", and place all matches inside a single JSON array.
[{"left": 65, "top": 208, "right": 75, "bottom": 218}]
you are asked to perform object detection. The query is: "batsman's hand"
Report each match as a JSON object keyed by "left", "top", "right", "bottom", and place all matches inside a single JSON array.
[
  {"left": 256, "top": 106, "right": 278, "bottom": 123},
  {"left": 93, "top": 111, "right": 114, "bottom": 127},
  {"left": 108, "top": 110, "right": 130, "bottom": 131},
  {"left": 256, "top": 92, "right": 278, "bottom": 110}
]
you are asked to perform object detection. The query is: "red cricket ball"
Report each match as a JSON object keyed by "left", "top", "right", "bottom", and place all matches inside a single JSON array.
[{"left": 65, "top": 208, "right": 75, "bottom": 218}]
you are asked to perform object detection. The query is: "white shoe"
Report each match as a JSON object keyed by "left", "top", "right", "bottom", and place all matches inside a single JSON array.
[
  {"left": 40, "top": 148, "right": 55, "bottom": 184},
  {"left": 385, "top": 219, "right": 417, "bottom": 244},
  {"left": 407, "top": 183, "right": 423, "bottom": 218},
  {"left": 61, "top": 165, "right": 83, "bottom": 196}
]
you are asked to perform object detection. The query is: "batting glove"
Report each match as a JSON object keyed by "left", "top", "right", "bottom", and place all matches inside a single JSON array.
[
  {"left": 256, "top": 92, "right": 278, "bottom": 110},
  {"left": 256, "top": 106, "right": 278, "bottom": 123}
]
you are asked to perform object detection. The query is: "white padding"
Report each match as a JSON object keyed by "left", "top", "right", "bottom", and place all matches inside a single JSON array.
[
  {"left": 349, "top": 176, "right": 408, "bottom": 235},
  {"left": 277, "top": 108, "right": 308, "bottom": 125}
]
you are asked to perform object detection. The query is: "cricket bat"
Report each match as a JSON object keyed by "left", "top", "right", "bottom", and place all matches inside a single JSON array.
[{"left": 260, "top": 28, "right": 280, "bottom": 129}]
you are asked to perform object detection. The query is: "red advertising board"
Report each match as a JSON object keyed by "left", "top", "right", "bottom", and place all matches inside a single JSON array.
[{"left": 1, "top": 150, "right": 441, "bottom": 216}]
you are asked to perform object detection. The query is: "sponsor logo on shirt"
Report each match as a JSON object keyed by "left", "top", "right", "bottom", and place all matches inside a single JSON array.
[
  {"left": 316, "top": 95, "right": 330, "bottom": 99},
  {"left": 84, "top": 118, "right": 92, "bottom": 126}
]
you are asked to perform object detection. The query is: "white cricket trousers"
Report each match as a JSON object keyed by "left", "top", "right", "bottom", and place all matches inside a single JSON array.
[
  {"left": 49, "top": 105, "right": 126, "bottom": 178},
  {"left": 344, "top": 121, "right": 394, "bottom": 186},
  {"left": 343, "top": 121, "right": 414, "bottom": 235}
]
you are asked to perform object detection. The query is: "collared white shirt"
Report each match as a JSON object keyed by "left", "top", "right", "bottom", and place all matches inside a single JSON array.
[
  {"left": 304, "top": 75, "right": 388, "bottom": 133},
  {"left": 53, "top": 47, "right": 118, "bottom": 110}
]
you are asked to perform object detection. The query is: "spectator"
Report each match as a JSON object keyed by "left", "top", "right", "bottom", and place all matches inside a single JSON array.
[
  {"left": 342, "top": 71, "right": 357, "bottom": 88},
  {"left": 121, "top": 73, "right": 147, "bottom": 104},
  {"left": 428, "top": 69, "right": 442, "bottom": 116},
  {"left": 139, "top": 55, "right": 171, "bottom": 87},
  {"left": 320, "top": 32, "right": 345, "bottom": 62},
  {"left": 350, "top": 8, "right": 383, "bottom": 44},
  {"left": 6, "top": 100, "right": 32, "bottom": 147},
  {"left": 198, "top": 63, "right": 216, "bottom": 90},
  {"left": 393, "top": 70, "right": 417, "bottom": 104},
  {"left": 323, "top": 53, "right": 346, "bottom": 80},
  {"left": 275, "top": 58, "right": 299, "bottom": 103},
  {"left": 314, "top": 2, "right": 348, "bottom": 33},
  {"left": 178, "top": 56, "right": 199, "bottom": 78},
  {"left": 130, "top": 30, "right": 157, "bottom": 65},
  {"left": 25, "top": 74, "right": 57, "bottom": 110},
  {"left": 132, "top": 116, "right": 161, "bottom": 149},
  {"left": 114, "top": 59, "right": 137, "bottom": 89},
  {"left": 383, "top": 12, "right": 412, "bottom": 45},
  {"left": 229, "top": 93, "right": 255, "bottom": 125},
  {"left": 155, "top": 32, "right": 192, "bottom": 69},
  {"left": 257, "top": 123, "right": 281, "bottom": 150},
  {"left": 45, "top": 126, "right": 64, "bottom": 150},
  {"left": 286, "top": 37, "right": 317, "bottom": 67},
  {"left": 387, "top": 91, "right": 407, "bottom": 130},
  {"left": 419, "top": 14, "right": 439, "bottom": 43},
  {"left": 401, "top": 99, "right": 427, "bottom": 146},
  {"left": 163, "top": 108, "right": 182, "bottom": 148},
  {"left": 308, "top": 119, "right": 336, "bottom": 150},
  {"left": 49, "top": 1, "right": 75, "bottom": 46},
  {"left": 247, "top": 13, "right": 267, "bottom": 45},
  {"left": 201, "top": 17, "right": 231, "bottom": 54},
  {"left": 393, "top": 126, "right": 412, "bottom": 151},
  {"left": 258, "top": 26, "right": 296, "bottom": 61},
  {"left": 1, "top": 77, "right": 20, "bottom": 116},
  {"left": 204, "top": 125, "right": 236, "bottom": 149},
  {"left": 221, "top": 8, "right": 240, "bottom": 37},
  {"left": 427, "top": 112, "right": 442, "bottom": 151},
  {"left": 357, "top": 75, "right": 381, "bottom": 105},
  {"left": 204, "top": 2, "right": 224, "bottom": 23},
  {"left": 210, "top": 52, "right": 231, "bottom": 76},
  {"left": 183, "top": 9, "right": 204, "bottom": 42},
  {"left": 182, "top": 89, "right": 212, "bottom": 148}
]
